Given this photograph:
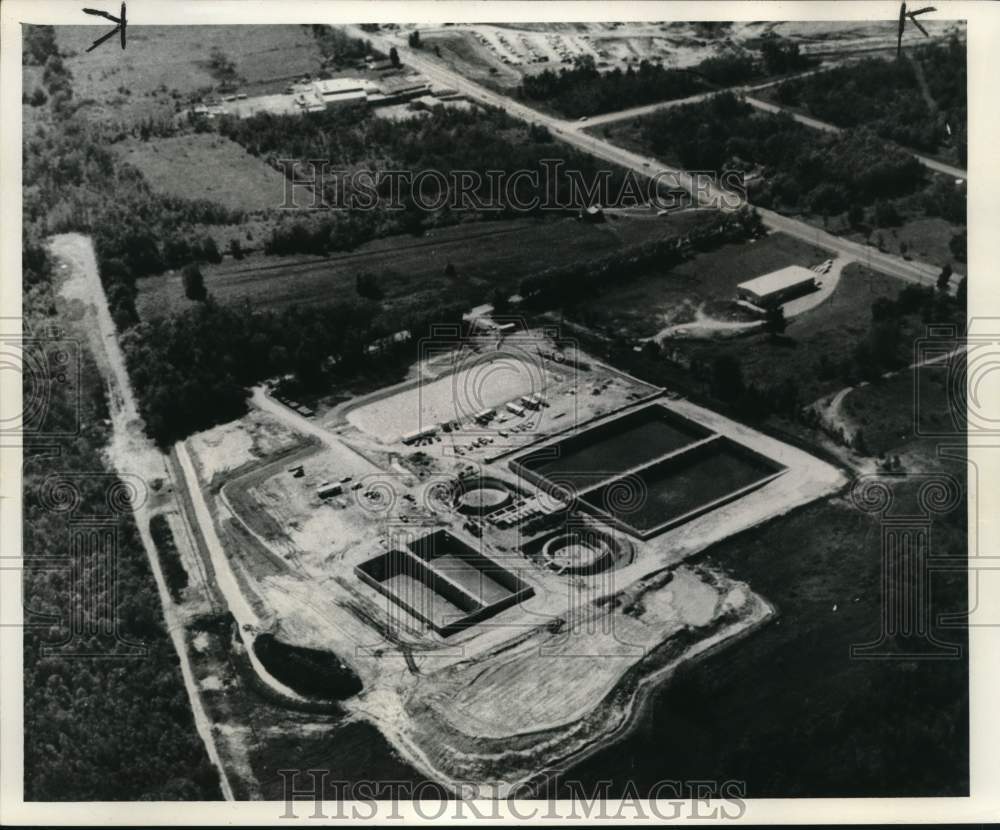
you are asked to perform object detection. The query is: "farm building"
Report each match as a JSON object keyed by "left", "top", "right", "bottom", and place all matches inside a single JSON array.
[{"left": 736, "top": 265, "right": 817, "bottom": 308}]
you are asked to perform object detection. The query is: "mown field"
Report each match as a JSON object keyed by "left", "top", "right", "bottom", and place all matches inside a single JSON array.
[
  {"left": 135, "top": 210, "right": 716, "bottom": 319},
  {"left": 56, "top": 24, "right": 323, "bottom": 123},
  {"left": 567, "top": 231, "right": 827, "bottom": 339},
  {"left": 116, "top": 133, "right": 289, "bottom": 213}
]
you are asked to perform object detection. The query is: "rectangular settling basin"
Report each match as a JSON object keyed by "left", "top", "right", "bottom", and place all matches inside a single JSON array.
[
  {"left": 580, "top": 436, "right": 786, "bottom": 538},
  {"left": 512, "top": 404, "right": 712, "bottom": 492},
  {"left": 356, "top": 531, "right": 534, "bottom": 636}
]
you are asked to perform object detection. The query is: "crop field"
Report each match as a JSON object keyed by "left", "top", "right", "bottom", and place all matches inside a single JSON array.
[
  {"left": 56, "top": 25, "right": 323, "bottom": 123},
  {"left": 135, "top": 212, "right": 714, "bottom": 319},
  {"left": 117, "top": 134, "right": 289, "bottom": 213},
  {"left": 568, "top": 231, "right": 829, "bottom": 339}
]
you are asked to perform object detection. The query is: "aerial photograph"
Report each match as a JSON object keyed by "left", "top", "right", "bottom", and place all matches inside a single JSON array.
[{"left": 17, "top": 11, "right": 969, "bottom": 812}]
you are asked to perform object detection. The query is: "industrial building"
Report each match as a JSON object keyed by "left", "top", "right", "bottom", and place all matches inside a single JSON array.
[
  {"left": 736, "top": 265, "right": 817, "bottom": 309},
  {"left": 401, "top": 425, "right": 438, "bottom": 445},
  {"left": 194, "top": 73, "right": 436, "bottom": 120}
]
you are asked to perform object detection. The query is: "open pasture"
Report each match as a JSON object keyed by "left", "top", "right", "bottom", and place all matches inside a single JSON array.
[
  {"left": 135, "top": 212, "right": 711, "bottom": 319},
  {"left": 57, "top": 25, "right": 323, "bottom": 123},
  {"left": 117, "top": 133, "right": 289, "bottom": 213},
  {"left": 568, "top": 231, "right": 828, "bottom": 339}
]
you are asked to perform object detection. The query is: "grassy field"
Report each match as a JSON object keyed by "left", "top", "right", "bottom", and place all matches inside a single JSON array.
[
  {"left": 56, "top": 25, "right": 323, "bottom": 123},
  {"left": 564, "top": 443, "right": 968, "bottom": 796},
  {"left": 843, "top": 354, "right": 966, "bottom": 456},
  {"left": 568, "top": 231, "right": 828, "bottom": 339},
  {"left": 135, "top": 211, "right": 716, "bottom": 319},
  {"left": 421, "top": 31, "right": 522, "bottom": 91},
  {"left": 842, "top": 215, "right": 963, "bottom": 273},
  {"left": 676, "top": 262, "right": 911, "bottom": 402},
  {"left": 117, "top": 134, "right": 289, "bottom": 213}
]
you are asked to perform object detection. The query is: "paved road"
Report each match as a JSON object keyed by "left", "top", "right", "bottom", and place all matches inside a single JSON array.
[
  {"left": 576, "top": 66, "right": 834, "bottom": 128},
  {"left": 743, "top": 96, "right": 967, "bottom": 180},
  {"left": 348, "top": 27, "right": 946, "bottom": 289}
]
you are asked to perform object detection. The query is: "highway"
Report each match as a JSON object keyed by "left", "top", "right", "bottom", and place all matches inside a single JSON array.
[{"left": 347, "top": 26, "right": 946, "bottom": 288}]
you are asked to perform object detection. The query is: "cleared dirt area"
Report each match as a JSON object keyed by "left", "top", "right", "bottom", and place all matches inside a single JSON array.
[
  {"left": 172, "top": 323, "right": 845, "bottom": 790},
  {"left": 116, "top": 134, "right": 289, "bottom": 213},
  {"left": 422, "top": 568, "right": 723, "bottom": 738},
  {"left": 135, "top": 212, "right": 713, "bottom": 319},
  {"left": 57, "top": 25, "right": 323, "bottom": 123},
  {"left": 422, "top": 30, "right": 523, "bottom": 90},
  {"left": 411, "top": 20, "right": 964, "bottom": 87},
  {"left": 346, "top": 353, "right": 545, "bottom": 442},
  {"left": 569, "top": 231, "right": 828, "bottom": 339},
  {"left": 187, "top": 409, "right": 303, "bottom": 486}
]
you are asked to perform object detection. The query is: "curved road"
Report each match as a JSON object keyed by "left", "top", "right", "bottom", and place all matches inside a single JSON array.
[{"left": 350, "top": 26, "right": 952, "bottom": 289}]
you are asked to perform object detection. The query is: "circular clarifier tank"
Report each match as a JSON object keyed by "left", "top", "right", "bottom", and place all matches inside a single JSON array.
[
  {"left": 542, "top": 532, "right": 611, "bottom": 575},
  {"left": 455, "top": 482, "right": 512, "bottom": 514}
]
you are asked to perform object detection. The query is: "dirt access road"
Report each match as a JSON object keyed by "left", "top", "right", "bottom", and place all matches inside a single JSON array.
[{"left": 50, "top": 233, "right": 235, "bottom": 800}]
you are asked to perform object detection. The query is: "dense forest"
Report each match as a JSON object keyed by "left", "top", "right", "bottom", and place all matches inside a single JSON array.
[
  {"left": 519, "top": 56, "right": 708, "bottom": 118},
  {"left": 638, "top": 91, "right": 965, "bottom": 227},
  {"left": 216, "top": 102, "right": 637, "bottom": 256},
  {"left": 21, "top": 235, "right": 221, "bottom": 801},
  {"left": 22, "top": 26, "right": 221, "bottom": 801},
  {"left": 518, "top": 38, "right": 815, "bottom": 118},
  {"left": 773, "top": 38, "right": 967, "bottom": 163}
]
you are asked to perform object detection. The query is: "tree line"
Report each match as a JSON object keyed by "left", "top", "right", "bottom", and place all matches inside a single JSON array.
[
  {"left": 517, "top": 37, "right": 816, "bottom": 119},
  {"left": 217, "top": 103, "right": 637, "bottom": 255},
  {"left": 773, "top": 38, "right": 966, "bottom": 163},
  {"left": 21, "top": 208, "right": 221, "bottom": 801},
  {"left": 639, "top": 91, "right": 934, "bottom": 223}
]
